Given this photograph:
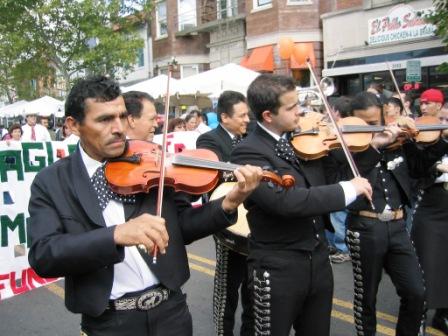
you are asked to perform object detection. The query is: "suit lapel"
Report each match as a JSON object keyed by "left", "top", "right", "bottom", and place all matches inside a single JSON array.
[
  {"left": 216, "top": 125, "right": 232, "bottom": 161},
  {"left": 71, "top": 148, "right": 106, "bottom": 227}
]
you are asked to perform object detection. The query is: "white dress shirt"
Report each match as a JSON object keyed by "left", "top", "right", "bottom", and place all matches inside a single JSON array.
[
  {"left": 21, "top": 123, "right": 52, "bottom": 142},
  {"left": 257, "top": 122, "right": 357, "bottom": 206},
  {"left": 79, "top": 145, "right": 159, "bottom": 299}
]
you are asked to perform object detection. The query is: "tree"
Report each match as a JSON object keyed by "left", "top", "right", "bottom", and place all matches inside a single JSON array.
[
  {"left": 428, "top": 0, "right": 448, "bottom": 72},
  {"left": 0, "top": 0, "right": 152, "bottom": 100}
]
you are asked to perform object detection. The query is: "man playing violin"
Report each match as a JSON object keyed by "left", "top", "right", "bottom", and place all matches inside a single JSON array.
[
  {"left": 196, "top": 90, "right": 253, "bottom": 336},
  {"left": 230, "top": 74, "right": 373, "bottom": 336},
  {"left": 408, "top": 94, "right": 448, "bottom": 335},
  {"left": 330, "top": 91, "right": 448, "bottom": 336},
  {"left": 27, "top": 76, "right": 263, "bottom": 336}
]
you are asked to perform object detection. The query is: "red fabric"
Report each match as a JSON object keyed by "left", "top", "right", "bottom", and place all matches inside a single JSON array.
[{"left": 31, "top": 126, "right": 36, "bottom": 141}]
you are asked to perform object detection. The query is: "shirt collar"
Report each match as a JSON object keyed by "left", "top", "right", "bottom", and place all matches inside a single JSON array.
[
  {"left": 220, "top": 124, "right": 237, "bottom": 139},
  {"left": 79, "top": 144, "right": 103, "bottom": 178},
  {"left": 257, "top": 122, "right": 283, "bottom": 141}
]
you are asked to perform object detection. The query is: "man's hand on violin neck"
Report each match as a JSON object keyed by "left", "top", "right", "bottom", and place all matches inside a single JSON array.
[
  {"left": 221, "top": 165, "right": 263, "bottom": 213},
  {"left": 371, "top": 125, "right": 403, "bottom": 149},
  {"left": 350, "top": 177, "right": 373, "bottom": 202},
  {"left": 395, "top": 116, "right": 416, "bottom": 130},
  {"left": 114, "top": 214, "right": 169, "bottom": 254}
]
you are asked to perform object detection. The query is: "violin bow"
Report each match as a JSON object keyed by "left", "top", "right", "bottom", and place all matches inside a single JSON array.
[
  {"left": 386, "top": 61, "right": 409, "bottom": 117},
  {"left": 139, "top": 58, "right": 177, "bottom": 263},
  {"left": 306, "top": 59, "right": 375, "bottom": 210}
]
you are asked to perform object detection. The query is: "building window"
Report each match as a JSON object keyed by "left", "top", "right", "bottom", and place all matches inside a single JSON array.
[
  {"left": 253, "top": 0, "right": 272, "bottom": 10},
  {"left": 180, "top": 64, "right": 199, "bottom": 78},
  {"left": 287, "top": 0, "right": 312, "bottom": 5},
  {"left": 156, "top": 1, "right": 168, "bottom": 38},
  {"left": 137, "top": 48, "right": 144, "bottom": 68},
  {"left": 218, "top": 0, "right": 238, "bottom": 19},
  {"left": 178, "top": 0, "right": 196, "bottom": 31}
]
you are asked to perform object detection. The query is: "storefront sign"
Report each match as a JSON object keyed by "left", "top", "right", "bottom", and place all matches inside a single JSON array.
[
  {"left": 368, "top": 5, "right": 435, "bottom": 45},
  {"left": 406, "top": 60, "right": 421, "bottom": 82}
]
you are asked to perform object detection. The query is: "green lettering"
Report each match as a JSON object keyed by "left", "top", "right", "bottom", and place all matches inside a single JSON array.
[
  {"left": 22, "top": 143, "right": 46, "bottom": 173},
  {"left": 46, "top": 142, "right": 54, "bottom": 165},
  {"left": 0, "top": 150, "right": 24, "bottom": 182},
  {"left": 68, "top": 144, "right": 77, "bottom": 154},
  {"left": 1, "top": 214, "right": 26, "bottom": 247}
]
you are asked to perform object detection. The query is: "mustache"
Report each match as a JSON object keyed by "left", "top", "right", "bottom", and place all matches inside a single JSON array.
[{"left": 106, "top": 135, "right": 126, "bottom": 145}]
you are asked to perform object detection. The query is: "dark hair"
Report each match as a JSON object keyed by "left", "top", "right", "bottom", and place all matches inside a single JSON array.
[
  {"left": 247, "top": 74, "right": 296, "bottom": 121},
  {"left": 387, "top": 97, "right": 403, "bottom": 113},
  {"left": 167, "top": 118, "right": 186, "bottom": 132},
  {"left": 185, "top": 112, "right": 197, "bottom": 124},
  {"left": 351, "top": 91, "right": 382, "bottom": 112},
  {"left": 217, "top": 90, "right": 246, "bottom": 122},
  {"left": 331, "top": 96, "right": 352, "bottom": 118},
  {"left": 8, "top": 123, "right": 23, "bottom": 135},
  {"left": 65, "top": 76, "right": 121, "bottom": 123},
  {"left": 123, "top": 91, "right": 155, "bottom": 118}
]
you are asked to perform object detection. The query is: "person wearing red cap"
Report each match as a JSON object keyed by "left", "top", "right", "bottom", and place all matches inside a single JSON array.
[
  {"left": 410, "top": 100, "right": 448, "bottom": 335},
  {"left": 420, "top": 89, "right": 445, "bottom": 117}
]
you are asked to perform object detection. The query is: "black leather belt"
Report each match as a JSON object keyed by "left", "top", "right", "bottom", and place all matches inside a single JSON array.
[{"left": 107, "top": 285, "right": 170, "bottom": 311}]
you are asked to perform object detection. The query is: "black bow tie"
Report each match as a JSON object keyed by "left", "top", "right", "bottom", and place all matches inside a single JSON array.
[
  {"left": 90, "top": 165, "right": 136, "bottom": 210},
  {"left": 275, "top": 137, "right": 296, "bottom": 163},
  {"left": 232, "top": 135, "right": 242, "bottom": 148}
]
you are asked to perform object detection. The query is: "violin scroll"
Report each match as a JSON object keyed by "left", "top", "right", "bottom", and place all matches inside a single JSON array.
[{"left": 260, "top": 171, "right": 295, "bottom": 188}]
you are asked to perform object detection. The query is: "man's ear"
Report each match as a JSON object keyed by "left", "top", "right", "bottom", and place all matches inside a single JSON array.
[
  {"left": 261, "top": 110, "right": 272, "bottom": 124},
  {"left": 65, "top": 116, "right": 80, "bottom": 136},
  {"left": 127, "top": 115, "right": 136, "bottom": 129}
]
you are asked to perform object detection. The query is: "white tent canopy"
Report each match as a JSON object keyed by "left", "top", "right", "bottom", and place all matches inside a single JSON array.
[
  {"left": 0, "top": 100, "right": 29, "bottom": 118},
  {"left": 22, "top": 96, "right": 64, "bottom": 118},
  {"left": 121, "top": 74, "right": 183, "bottom": 98},
  {"left": 177, "top": 63, "right": 259, "bottom": 97}
]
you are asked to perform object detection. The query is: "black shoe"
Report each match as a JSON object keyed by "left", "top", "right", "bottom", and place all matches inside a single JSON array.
[{"left": 432, "top": 314, "right": 448, "bottom": 335}]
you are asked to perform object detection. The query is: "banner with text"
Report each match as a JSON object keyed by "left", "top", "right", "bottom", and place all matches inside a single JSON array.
[{"left": 0, "top": 141, "right": 77, "bottom": 300}]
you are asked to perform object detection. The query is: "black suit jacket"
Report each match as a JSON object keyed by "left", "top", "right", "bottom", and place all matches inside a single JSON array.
[
  {"left": 230, "top": 125, "right": 345, "bottom": 251},
  {"left": 28, "top": 147, "right": 235, "bottom": 317},
  {"left": 196, "top": 125, "right": 233, "bottom": 162}
]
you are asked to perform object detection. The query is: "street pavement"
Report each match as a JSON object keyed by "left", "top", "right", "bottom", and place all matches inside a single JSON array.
[{"left": 0, "top": 236, "right": 443, "bottom": 336}]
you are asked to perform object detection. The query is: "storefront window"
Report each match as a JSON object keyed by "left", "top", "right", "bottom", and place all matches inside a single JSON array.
[{"left": 429, "top": 66, "right": 448, "bottom": 98}]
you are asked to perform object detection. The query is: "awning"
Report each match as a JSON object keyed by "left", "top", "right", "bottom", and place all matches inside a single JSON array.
[
  {"left": 240, "top": 45, "right": 274, "bottom": 72},
  {"left": 290, "top": 43, "right": 316, "bottom": 69}
]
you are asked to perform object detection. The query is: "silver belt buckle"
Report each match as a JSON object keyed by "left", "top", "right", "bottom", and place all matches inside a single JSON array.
[
  {"left": 377, "top": 209, "right": 394, "bottom": 222},
  {"left": 136, "top": 288, "right": 169, "bottom": 310}
]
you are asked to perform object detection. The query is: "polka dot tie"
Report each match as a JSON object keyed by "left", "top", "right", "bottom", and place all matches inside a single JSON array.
[
  {"left": 90, "top": 165, "right": 136, "bottom": 210},
  {"left": 275, "top": 137, "right": 296, "bottom": 163},
  {"left": 232, "top": 135, "right": 242, "bottom": 148}
]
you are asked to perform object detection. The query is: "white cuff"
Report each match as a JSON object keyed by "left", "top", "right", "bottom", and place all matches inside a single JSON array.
[{"left": 339, "top": 181, "right": 357, "bottom": 206}]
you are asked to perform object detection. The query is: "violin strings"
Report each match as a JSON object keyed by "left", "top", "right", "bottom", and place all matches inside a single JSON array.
[{"left": 173, "top": 155, "right": 240, "bottom": 172}]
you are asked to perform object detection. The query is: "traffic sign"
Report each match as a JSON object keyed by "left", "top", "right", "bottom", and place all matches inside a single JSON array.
[{"left": 406, "top": 60, "right": 421, "bottom": 82}]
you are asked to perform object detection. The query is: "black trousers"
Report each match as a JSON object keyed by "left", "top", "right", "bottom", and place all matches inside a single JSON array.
[
  {"left": 346, "top": 214, "right": 425, "bottom": 336},
  {"left": 247, "top": 243, "right": 333, "bottom": 336},
  {"left": 80, "top": 291, "right": 192, "bottom": 336},
  {"left": 213, "top": 237, "right": 253, "bottom": 336}
]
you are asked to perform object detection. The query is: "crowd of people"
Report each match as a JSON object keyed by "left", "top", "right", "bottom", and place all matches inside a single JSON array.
[{"left": 8, "top": 72, "right": 445, "bottom": 336}]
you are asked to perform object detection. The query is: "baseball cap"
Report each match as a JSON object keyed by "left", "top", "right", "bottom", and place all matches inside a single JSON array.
[{"left": 420, "top": 89, "right": 444, "bottom": 104}]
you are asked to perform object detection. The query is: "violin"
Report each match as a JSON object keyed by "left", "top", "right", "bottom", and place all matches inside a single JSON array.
[
  {"left": 291, "top": 115, "right": 448, "bottom": 160},
  {"left": 105, "top": 140, "right": 295, "bottom": 195}
]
